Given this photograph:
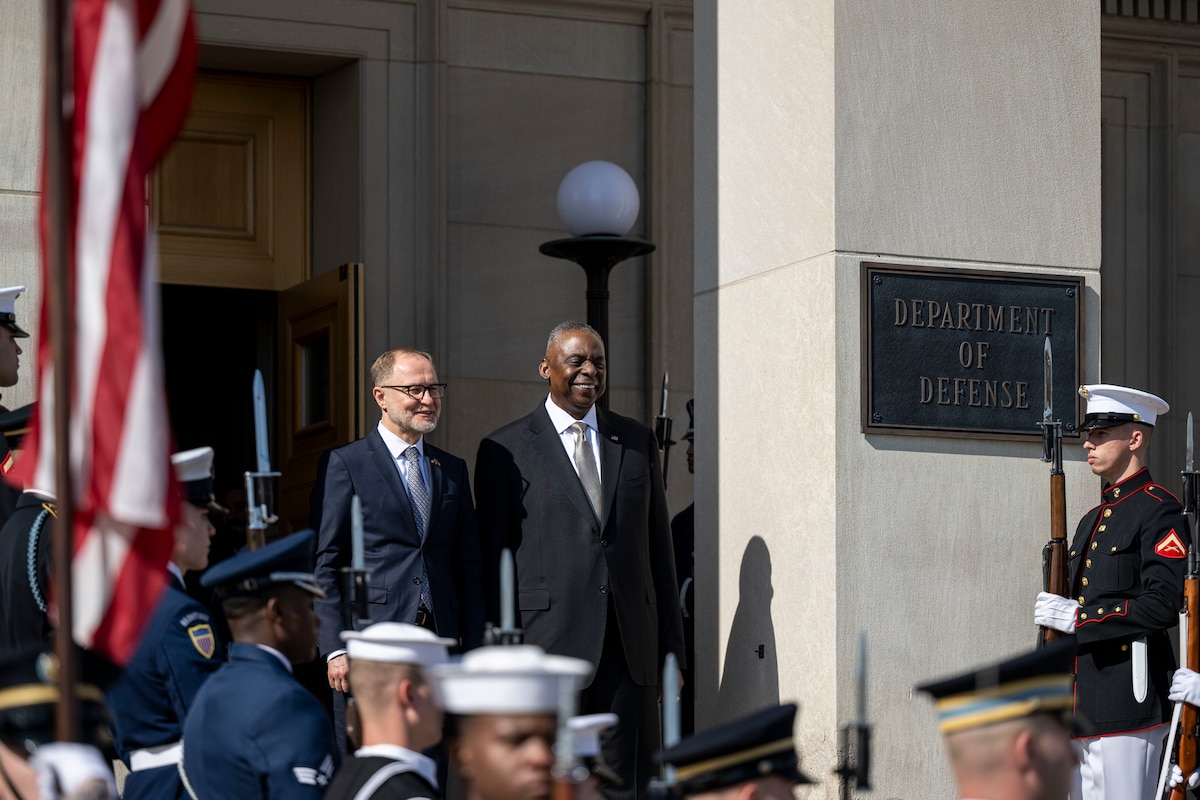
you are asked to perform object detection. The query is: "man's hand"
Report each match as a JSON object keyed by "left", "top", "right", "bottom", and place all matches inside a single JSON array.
[
  {"left": 328, "top": 654, "right": 350, "bottom": 693},
  {"left": 1034, "top": 591, "right": 1077, "bottom": 634},
  {"left": 1170, "top": 763, "right": 1200, "bottom": 790},
  {"left": 1170, "top": 667, "right": 1200, "bottom": 706},
  {"left": 31, "top": 743, "right": 117, "bottom": 800}
]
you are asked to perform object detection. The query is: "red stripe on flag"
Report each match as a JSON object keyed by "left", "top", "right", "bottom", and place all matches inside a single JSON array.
[{"left": 23, "top": 0, "right": 195, "bottom": 664}]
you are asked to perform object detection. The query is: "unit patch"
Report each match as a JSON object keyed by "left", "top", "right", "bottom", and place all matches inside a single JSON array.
[
  {"left": 187, "top": 624, "right": 217, "bottom": 658},
  {"left": 1155, "top": 529, "right": 1187, "bottom": 559}
]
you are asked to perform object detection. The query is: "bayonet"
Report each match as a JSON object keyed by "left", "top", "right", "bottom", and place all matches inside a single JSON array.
[
  {"left": 244, "top": 369, "right": 281, "bottom": 550},
  {"left": 654, "top": 372, "right": 675, "bottom": 488},
  {"left": 1037, "top": 337, "right": 1068, "bottom": 647}
]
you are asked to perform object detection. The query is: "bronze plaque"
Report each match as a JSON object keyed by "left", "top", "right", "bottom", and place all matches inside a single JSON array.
[{"left": 862, "top": 263, "right": 1083, "bottom": 439}]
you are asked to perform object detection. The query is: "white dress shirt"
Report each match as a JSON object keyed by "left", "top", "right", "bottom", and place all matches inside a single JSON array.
[{"left": 543, "top": 394, "right": 602, "bottom": 480}]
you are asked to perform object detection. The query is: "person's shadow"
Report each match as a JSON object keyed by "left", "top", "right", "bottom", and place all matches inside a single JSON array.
[{"left": 715, "top": 535, "right": 780, "bottom": 720}]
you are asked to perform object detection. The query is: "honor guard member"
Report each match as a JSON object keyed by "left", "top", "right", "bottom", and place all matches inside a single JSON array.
[
  {"left": 0, "top": 643, "right": 120, "bottom": 800},
  {"left": 323, "top": 622, "right": 455, "bottom": 800},
  {"left": 671, "top": 399, "right": 696, "bottom": 736},
  {"left": 180, "top": 530, "right": 339, "bottom": 799},
  {"left": 0, "top": 477, "right": 55, "bottom": 653},
  {"left": 655, "top": 703, "right": 814, "bottom": 800},
  {"left": 1032, "top": 384, "right": 1189, "bottom": 800},
  {"left": 917, "top": 643, "right": 1080, "bottom": 800},
  {"left": 430, "top": 646, "right": 592, "bottom": 800},
  {"left": 0, "top": 286, "right": 29, "bottom": 530},
  {"left": 568, "top": 714, "right": 621, "bottom": 800},
  {"left": 107, "top": 447, "right": 227, "bottom": 800}
]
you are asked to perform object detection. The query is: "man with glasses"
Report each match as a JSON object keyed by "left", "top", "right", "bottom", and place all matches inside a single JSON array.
[{"left": 312, "top": 348, "right": 485, "bottom": 751}]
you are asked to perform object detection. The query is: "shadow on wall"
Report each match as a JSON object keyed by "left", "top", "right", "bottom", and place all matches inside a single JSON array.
[{"left": 715, "top": 535, "right": 780, "bottom": 721}]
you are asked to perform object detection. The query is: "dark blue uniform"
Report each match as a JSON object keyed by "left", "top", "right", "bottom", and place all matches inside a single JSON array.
[
  {"left": 324, "top": 752, "right": 439, "bottom": 800},
  {"left": 0, "top": 492, "right": 54, "bottom": 652},
  {"left": 1069, "top": 467, "right": 1190, "bottom": 736},
  {"left": 181, "top": 642, "right": 339, "bottom": 799},
  {"left": 108, "top": 572, "right": 223, "bottom": 799}
]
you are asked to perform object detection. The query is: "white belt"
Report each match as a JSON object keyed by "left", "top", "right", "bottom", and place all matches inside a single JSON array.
[{"left": 129, "top": 741, "right": 183, "bottom": 772}]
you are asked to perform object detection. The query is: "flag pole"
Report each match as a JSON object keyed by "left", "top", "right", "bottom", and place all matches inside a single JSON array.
[{"left": 45, "top": 0, "right": 79, "bottom": 743}]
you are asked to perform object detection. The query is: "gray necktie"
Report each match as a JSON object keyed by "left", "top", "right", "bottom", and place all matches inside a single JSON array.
[
  {"left": 571, "top": 421, "right": 602, "bottom": 518},
  {"left": 404, "top": 446, "right": 433, "bottom": 610}
]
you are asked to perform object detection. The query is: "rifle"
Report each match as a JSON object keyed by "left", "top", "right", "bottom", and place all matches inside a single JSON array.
[
  {"left": 655, "top": 373, "right": 676, "bottom": 489},
  {"left": 341, "top": 494, "right": 373, "bottom": 750},
  {"left": 647, "top": 653, "right": 681, "bottom": 799},
  {"left": 244, "top": 369, "right": 281, "bottom": 550},
  {"left": 552, "top": 663, "right": 588, "bottom": 800},
  {"left": 834, "top": 631, "right": 871, "bottom": 800},
  {"left": 1164, "top": 414, "right": 1200, "bottom": 800},
  {"left": 1038, "top": 337, "right": 1070, "bottom": 647},
  {"left": 483, "top": 548, "right": 524, "bottom": 646}
]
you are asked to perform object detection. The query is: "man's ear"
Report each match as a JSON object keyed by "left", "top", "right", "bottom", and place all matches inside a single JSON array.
[
  {"left": 449, "top": 735, "right": 472, "bottom": 779},
  {"left": 736, "top": 781, "right": 759, "bottom": 800},
  {"left": 1129, "top": 426, "right": 1146, "bottom": 453},
  {"left": 539, "top": 359, "right": 551, "bottom": 380},
  {"left": 1012, "top": 728, "right": 1035, "bottom": 771}
]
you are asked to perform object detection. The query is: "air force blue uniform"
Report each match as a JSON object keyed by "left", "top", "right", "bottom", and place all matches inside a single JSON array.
[
  {"left": 108, "top": 573, "right": 223, "bottom": 800},
  {"left": 182, "top": 642, "right": 338, "bottom": 798}
]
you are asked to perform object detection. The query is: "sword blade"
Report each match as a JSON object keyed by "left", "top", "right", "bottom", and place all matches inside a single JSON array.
[
  {"left": 1042, "top": 337, "right": 1054, "bottom": 423},
  {"left": 253, "top": 369, "right": 271, "bottom": 473}
]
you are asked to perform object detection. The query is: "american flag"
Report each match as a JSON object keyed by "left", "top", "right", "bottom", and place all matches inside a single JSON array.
[{"left": 16, "top": 0, "right": 196, "bottom": 663}]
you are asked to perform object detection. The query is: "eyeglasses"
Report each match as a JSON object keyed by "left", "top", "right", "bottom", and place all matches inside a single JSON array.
[{"left": 380, "top": 384, "right": 447, "bottom": 400}]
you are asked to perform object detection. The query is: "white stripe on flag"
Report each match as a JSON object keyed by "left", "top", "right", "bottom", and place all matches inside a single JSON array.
[
  {"left": 72, "top": 515, "right": 133, "bottom": 648},
  {"left": 138, "top": 0, "right": 188, "bottom": 107}
]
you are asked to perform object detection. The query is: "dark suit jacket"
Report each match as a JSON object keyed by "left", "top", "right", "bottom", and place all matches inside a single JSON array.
[
  {"left": 475, "top": 402, "right": 685, "bottom": 687},
  {"left": 311, "top": 429, "right": 485, "bottom": 655}
]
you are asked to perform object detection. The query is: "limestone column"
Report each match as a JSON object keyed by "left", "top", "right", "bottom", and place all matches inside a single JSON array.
[{"left": 694, "top": 2, "right": 1100, "bottom": 796}]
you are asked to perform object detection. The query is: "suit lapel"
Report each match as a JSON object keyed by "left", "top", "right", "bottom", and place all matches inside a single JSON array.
[
  {"left": 530, "top": 404, "right": 600, "bottom": 527},
  {"left": 595, "top": 408, "right": 622, "bottom": 528},
  {"left": 366, "top": 429, "right": 419, "bottom": 534},
  {"left": 425, "top": 444, "right": 445, "bottom": 534}
]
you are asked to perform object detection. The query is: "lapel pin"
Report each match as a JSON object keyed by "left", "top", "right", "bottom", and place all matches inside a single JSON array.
[
  {"left": 430, "top": 457, "right": 441, "bottom": 468},
  {"left": 610, "top": 435, "right": 619, "bottom": 441}
]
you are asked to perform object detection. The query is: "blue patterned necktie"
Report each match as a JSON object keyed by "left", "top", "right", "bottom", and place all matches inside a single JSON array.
[{"left": 404, "top": 446, "right": 433, "bottom": 611}]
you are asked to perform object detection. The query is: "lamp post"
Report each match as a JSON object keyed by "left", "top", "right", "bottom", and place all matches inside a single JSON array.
[{"left": 540, "top": 161, "right": 655, "bottom": 409}]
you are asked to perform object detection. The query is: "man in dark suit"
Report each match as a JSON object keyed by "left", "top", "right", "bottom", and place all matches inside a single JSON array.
[
  {"left": 474, "top": 322, "right": 686, "bottom": 800},
  {"left": 312, "top": 348, "right": 485, "bottom": 748}
]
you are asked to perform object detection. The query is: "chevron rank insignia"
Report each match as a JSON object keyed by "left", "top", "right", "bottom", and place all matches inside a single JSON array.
[
  {"left": 188, "top": 624, "right": 217, "bottom": 658},
  {"left": 1155, "top": 529, "right": 1187, "bottom": 559},
  {"left": 0, "top": 451, "right": 13, "bottom": 475}
]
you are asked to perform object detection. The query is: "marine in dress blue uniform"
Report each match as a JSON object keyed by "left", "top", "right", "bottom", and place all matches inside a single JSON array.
[
  {"left": 108, "top": 447, "right": 226, "bottom": 800},
  {"left": 0, "top": 286, "right": 30, "bottom": 531},
  {"left": 1033, "top": 384, "right": 1189, "bottom": 800},
  {"left": 0, "top": 488, "right": 55, "bottom": 653},
  {"left": 180, "top": 530, "right": 339, "bottom": 799}
]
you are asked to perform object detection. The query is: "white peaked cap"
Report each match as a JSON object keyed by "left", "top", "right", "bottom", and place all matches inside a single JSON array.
[
  {"left": 340, "top": 622, "right": 455, "bottom": 667},
  {"left": 569, "top": 713, "right": 617, "bottom": 757},
  {"left": 171, "top": 446, "right": 215, "bottom": 482},
  {"left": 430, "top": 645, "right": 593, "bottom": 714},
  {"left": 1078, "top": 384, "right": 1169, "bottom": 429}
]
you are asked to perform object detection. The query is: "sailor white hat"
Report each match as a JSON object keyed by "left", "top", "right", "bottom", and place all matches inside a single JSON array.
[
  {"left": 1078, "top": 384, "right": 1169, "bottom": 430},
  {"left": 0, "top": 286, "right": 28, "bottom": 338},
  {"left": 569, "top": 713, "right": 617, "bottom": 758},
  {"left": 430, "top": 645, "right": 592, "bottom": 715},
  {"left": 171, "top": 446, "right": 225, "bottom": 512},
  {"left": 341, "top": 622, "right": 455, "bottom": 668}
]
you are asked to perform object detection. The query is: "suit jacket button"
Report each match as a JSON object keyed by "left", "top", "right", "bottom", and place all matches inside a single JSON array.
[
  {"left": 413, "top": 577, "right": 422, "bottom": 585},
  {"left": 599, "top": 585, "right": 608, "bottom": 594},
  {"left": 600, "top": 539, "right": 608, "bottom": 547}
]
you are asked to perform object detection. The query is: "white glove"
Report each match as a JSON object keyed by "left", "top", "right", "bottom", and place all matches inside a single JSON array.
[
  {"left": 30, "top": 743, "right": 117, "bottom": 800},
  {"left": 1170, "top": 668, "right": 1200, "bottom": 706},
  {"left": 1169, "top": 763, "right": 1200, "bottom": 789},
  {"left": 1034, "top": 592, "right": 1078, "bottom": 634}
]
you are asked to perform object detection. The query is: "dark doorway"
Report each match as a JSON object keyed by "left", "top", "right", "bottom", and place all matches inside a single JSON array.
[{"left": 161, "top": 283, "right": 277, "bottom": 512}]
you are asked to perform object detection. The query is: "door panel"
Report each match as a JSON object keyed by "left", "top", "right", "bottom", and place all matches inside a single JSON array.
[{"left": 277, "top": 264, "right": 364, "bottom": 535}]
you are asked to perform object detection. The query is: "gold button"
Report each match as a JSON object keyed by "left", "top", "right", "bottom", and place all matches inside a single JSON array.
[
  {"left": 1071, "top": 550, "right": 1077, "bottom": 557},
  {"left": 1099, "top": 525, "right": 1106, "bottom": 532},
  {"left": 1112, "top": 546, "right": 1117, "bottom": 553},
  {"left": 1098, "top": 608, "right": 1105, "bottom": 614},
  {"left": 1115, "top": 606, "right": 1121, "bottom": 612},
  {"left": 1086, "top": 559, "right": 1092, "bottom": 568},
  {"left": 1113, "top": 488, "right": 1121, "bottom": 498},
  {"left": 1122, "top": 644, "right": 1129, "bottom": 651},
  {"left": 1104, "top": 508, "right": 1112, "bottom": 518},
  {"left": 1080, "top": 612, "right": 1088, "bottom": 619},
  {"left": 1078, "top": 596, "right": 1086, "bottom": 604},
  {"left": 1082, "top": 578, "right": 1089, "bottom": 586},
  {"left": 1091, "top": 542, "right": 1098, "bottom": 550}
]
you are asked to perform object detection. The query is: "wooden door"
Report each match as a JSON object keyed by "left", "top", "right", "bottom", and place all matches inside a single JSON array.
[{"left": 276, "top": 264, "right": 365, "bottom": 534}]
